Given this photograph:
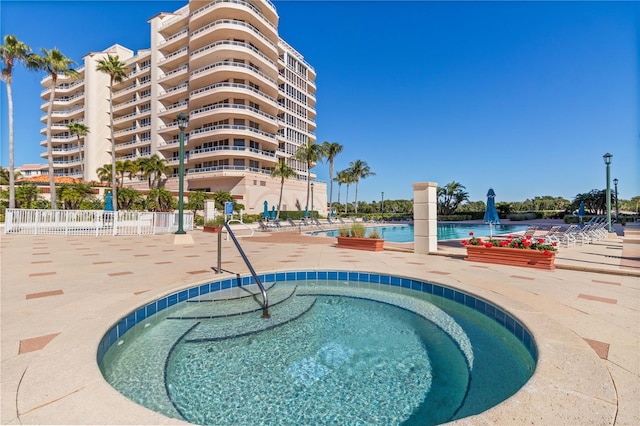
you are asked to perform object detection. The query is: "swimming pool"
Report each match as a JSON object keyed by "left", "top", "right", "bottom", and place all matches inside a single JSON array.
[
  {"left": 310, "top": 223, "right": 529, "bottom": 243},
  {"left": 98, "top": 271, "right": 536, "bottom": 425}
]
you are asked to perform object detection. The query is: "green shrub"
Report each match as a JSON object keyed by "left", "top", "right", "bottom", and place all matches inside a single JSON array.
[
  {"left": 338, "top": 227, "right": 350, "bottom": 237},
  {"left": 350, "top": 223, "right": 366, "bottom": 238},
  {"left": 368, "top": 230, "right": 381, "bottom": 239}
]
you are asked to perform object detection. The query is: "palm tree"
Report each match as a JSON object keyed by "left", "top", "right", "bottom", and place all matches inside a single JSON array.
[
  {"left": 321, "top": 141, "right": 343, "bottom": 214},
  {"left": 271, "top": 159, "right": 296, "bottom": 220},
  {"left": 0, "top": 166, "right": 22, "bottom": 185},
  {"left": 335, "top": 169, "right": 348, "bottom": 213},
  {"left": 437, "top": 181, "right": 469, "bottom": 215},
  {"left": 33, "top": 48, "right": 78, "bottom": 209},
  {"left": 1, "top": 35, "right": 37, "bottom": 208},
  {"left": 348, "top": 160, "right": 376, "bottom": 215},
  {"left": 96, "top": 54, "right": 127, "bottom": 211},
  {"left": 294, "top": 138, "right": 325, "bottom": 215},
  {"left": 115, "top": 159, "right": 137, "bottom": 187},
  {"left": 96, "top": 164, "right": 113, "bottom": 185},
  {"left": 339, "top": 169, "right": 355, "bottom": 214},
  {"left": 137, "top": 154, "right": 168, "bottom": 188},
  {"left": 67, "top": 121, "right": 89, "bottom": 177}
]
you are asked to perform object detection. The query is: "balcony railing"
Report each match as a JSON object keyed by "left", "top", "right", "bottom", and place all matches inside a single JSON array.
[
  {"left": 189, "top": 81, "right": 277, "bottom": 104},
  {"left": 191, "top": 19, "right": 276, "bottom": 51},
  {"left": 158, "top": 46, "right": 188, "bottom": 64},
  {"left": 190, "top": 40, "right": 276, "bottom": 68},
  {"left": 188, "top": 145, "right": 277, "bottom": 158},
  {"left": 178, "top": 164, "right": 273, "bottom": 178},
  {"left": 190, "top": 103, "right": 277, "bottom": 123},
  {"left": 191, "top": 60, "right": 276, "bottom": 84},
  {"left": 190, "top": 0, "right": 277, "bottom": 33},
  {"left": 189, "top": 124, "right": 276, "bottom": 140}
]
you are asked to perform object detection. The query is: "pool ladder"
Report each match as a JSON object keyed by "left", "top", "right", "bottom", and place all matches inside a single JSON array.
[{"left": 216, "top": 222, "right": 270, "bottom": 318}]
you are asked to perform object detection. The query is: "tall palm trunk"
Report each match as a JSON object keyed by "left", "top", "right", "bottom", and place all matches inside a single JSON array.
[
  {"left": 76, "top": 134, "right": 84, "bottom": 176},
  {"left": 306, "top": 170, "right": 310, "bottom": 214},
  {"left": 345, "top": 184, "right": 350, "bottom": 214},
  {"left": 276, "top": 177, "right": 285, "bottom": 220},
  {"left": 109, "top": 80, "right": 117, "bottom": 211},
  {"left": 46, "top": 83, "right": 57, "bottom": 208},
  {"left": 7, "top": 79, "right": 15, "bottom": 208},
  {"left": 328, "top": 162, "right": 334, "bottom": 213},
  {"left": 354, "top": 181, "right": 359, "bottom": 214}
]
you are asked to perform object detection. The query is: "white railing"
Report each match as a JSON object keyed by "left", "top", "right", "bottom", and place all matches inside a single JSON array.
[{"left": 4, "top": 209, "right": 193, "bottom": 236}]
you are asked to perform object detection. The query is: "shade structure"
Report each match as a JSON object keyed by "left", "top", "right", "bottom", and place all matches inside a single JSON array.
[
  {"left": 578, "top": 201, "right": 585, "bottom": 224},
  {"left": 263, "top": 200, "right": 269, "bottom": 219},
  {"left": 104, "top": 192, "right": 114, "bottom": 212},
  {"left": 271, "top": 206, "right": 276, "bottom": 219},
  {"left": 483, "top": 188, "right": 500, "bottom": 237}
]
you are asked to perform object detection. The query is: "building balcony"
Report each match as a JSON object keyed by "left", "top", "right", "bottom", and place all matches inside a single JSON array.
[
  {"left": 187, "top": 145, "right": 277, "bottom": 163},
  {"left": 188, "top": 81, "right": 278, "bottom": 112},
  {"left": 189, "top": 40, "right": 277, "bottom": 75},
  {"left": 187, "top": 124, "right": 277, "bottom": 147},
  {"left": 158, "top": 101, "right": 189, "bottom": 118},
  {"left": 188, "top": 103, "right": 278, "bottom": 132},
  {"left": 157, "top": 64, "right": 189, "bottom": 85},
  {"left": 176, "top": 164, "right": 274, "bottom": 179},
  {"left": 158, "top": 82, "right": 189, "bottom": 102},
  {"left": 158, "top": 46, "right": 188, "bottom": 68},
  {"left": 157, "top": 27, "right": 188, "bottom": 52},
  {"left": 189, "top": 0, "right": 277, "bottom": 41},
  {"left": 189, "top": 19, "right": 278, "bottom": 57}
]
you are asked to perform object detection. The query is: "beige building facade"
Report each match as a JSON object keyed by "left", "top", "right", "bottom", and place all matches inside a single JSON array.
[{"left": 39, "top": 0, "right": 326, "bottom": 215}]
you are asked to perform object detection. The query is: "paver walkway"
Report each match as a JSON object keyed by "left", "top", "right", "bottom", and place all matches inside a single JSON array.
[{"left": 1, "top": 222, "right": 638, "bottom": 425}]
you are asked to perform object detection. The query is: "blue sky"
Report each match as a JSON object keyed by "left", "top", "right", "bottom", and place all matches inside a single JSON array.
[{"left": 1, "top": 0, "right": 638, "bottom": 204}]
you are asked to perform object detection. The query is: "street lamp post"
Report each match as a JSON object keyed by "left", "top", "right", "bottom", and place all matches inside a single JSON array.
[
  {"left": 613, "top": 178, "right": 619, "bottom": 221},
  {"left": 310, "top": 182, "right": 314, "bottom": 219},
  {"left": 175, "top": 112, "right": 188, "bottom": 235},
  {"left": 603, "top": 153, "right": 612, "bottom": 233}
]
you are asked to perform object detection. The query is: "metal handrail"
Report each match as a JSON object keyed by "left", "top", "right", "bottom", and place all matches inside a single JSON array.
[{"left": 217, "top": 223, "right": 270, "bottom": 318}]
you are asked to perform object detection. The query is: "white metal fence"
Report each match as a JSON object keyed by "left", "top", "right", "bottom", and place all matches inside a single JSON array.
[{"left": 3, "top": 209, "right": 194, "bottom": 236}]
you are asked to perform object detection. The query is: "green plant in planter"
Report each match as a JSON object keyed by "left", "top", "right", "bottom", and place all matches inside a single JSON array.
[
  {"left": 205, "top": 216, "right": 226, "bottom": 227},
  {"left": 338, "top": 227, "right": 350, "bottom": 237},
  {"left": 350, "top": 223, "right": 366, "bottom": 238},
  {"left": 368, "top": 230, "right": 381, "bottom": 239}
]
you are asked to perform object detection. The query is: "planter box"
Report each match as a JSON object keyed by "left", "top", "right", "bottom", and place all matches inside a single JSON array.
[
  {"left": 336, "top": 236, "right": 384, "bottom": 252},
  {"left": 465, "top": 245, "right": 556, "bottom": 270},
  {"left": 203, "top": 225, "right": 220, "bottom": 233}
]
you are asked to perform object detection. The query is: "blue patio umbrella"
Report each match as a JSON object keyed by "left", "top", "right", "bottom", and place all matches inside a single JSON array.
[
  {"left": 271, "top": 206, "right": 276, "bottom": 219},
  {"left": 104, "top": 191, "right": 114, "bottom": 212},
  {"left": 578, "top": 201, "right": 585, "bottom": 225},
  {"left": 304, "top": 207, "right": 309, "bottom": 218},
  {"left": 263, "top": 200, "right": 269, "bottom": 219},
  {"left": 483, "top": 188, "right": 500, "bottom": 237}
]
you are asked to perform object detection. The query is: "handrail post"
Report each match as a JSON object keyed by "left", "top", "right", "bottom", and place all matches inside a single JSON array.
[
  {"left": 216, "top": 227, "right": 223, "bottom": 274},
  {"left": 222, "top": 223, "right": 270, "bottom": 318}
]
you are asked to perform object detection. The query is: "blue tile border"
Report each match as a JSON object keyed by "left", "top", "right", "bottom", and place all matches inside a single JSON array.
[{"left": 96, "top": 270, "right": 538, "bottom": 364}]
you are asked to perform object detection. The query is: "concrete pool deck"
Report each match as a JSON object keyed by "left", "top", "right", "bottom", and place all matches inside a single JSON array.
[{"left": 1, "top": 221, "right": 638, "bottom": 425}]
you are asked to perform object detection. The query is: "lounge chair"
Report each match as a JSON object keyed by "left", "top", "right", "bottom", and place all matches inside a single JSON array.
[
  {"left": 539, "top": 226, "right": 562, "bottom": 243},
  {"left": 287, "top": 218, "right": 298, "bottom": 228},
  {"left": 548, "top": 224, "right": 579, "bottom": 248},
  {"left": 338, "top": 217, "right": 347, "bottom": 225},
  {"left": 521, "top": 226, "right": 538, "bottom": 238}
]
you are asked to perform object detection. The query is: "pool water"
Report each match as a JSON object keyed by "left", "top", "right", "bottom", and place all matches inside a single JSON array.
[
  {"left": 99, "top": 278, "right": 536, "bottom": 425},
  {"left": 312, "top": 223, "right": 529, "bottom": 243}
]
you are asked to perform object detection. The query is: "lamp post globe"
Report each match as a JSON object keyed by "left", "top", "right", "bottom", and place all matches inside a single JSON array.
[
  {"left": 603, "top": 153, "right": 612, "bottom": 232},
  {"left": 175, "top": 112, "right": 188, "bottom": 235}
]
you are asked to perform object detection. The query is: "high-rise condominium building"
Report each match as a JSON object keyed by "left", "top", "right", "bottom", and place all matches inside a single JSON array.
[{"left": 39, "top": 0, "right": 325, "bottom": 214}]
